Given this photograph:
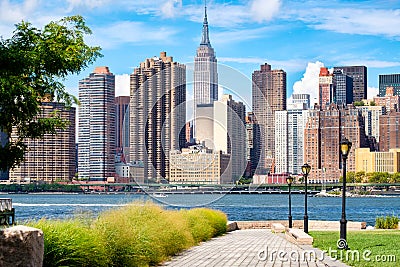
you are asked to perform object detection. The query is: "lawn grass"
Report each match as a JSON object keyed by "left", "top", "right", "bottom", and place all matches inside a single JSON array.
[
  {"left": 310, "top": 230, "right": 400, "bottom": 267},
  {"left": 28, "top": 201, "right": 228, "bottom": 267}
]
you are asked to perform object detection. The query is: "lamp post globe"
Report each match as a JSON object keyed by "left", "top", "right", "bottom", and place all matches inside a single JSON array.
[
  {"left": 286, "top": 176, "right": 294, "bottom": 228},
  {"left": 301, "top": 163, "right": 311, "bottom": 233},
  {"left": 338, "top": 137, "right": 352, "bottom": 250}
]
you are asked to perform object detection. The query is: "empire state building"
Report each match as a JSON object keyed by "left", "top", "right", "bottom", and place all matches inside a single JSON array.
[{"left": 193, "top": 4, "right": 218, "bottom": 139}]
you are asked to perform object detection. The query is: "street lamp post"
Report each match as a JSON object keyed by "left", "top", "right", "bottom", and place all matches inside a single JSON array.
[
  {"left": 301, "top": 163, "right": 311, "bottom": 233},
  {"left": 286, "top": 176, "right": 294, "bottom": 228},
  {"left": 339, "top": 137, "right": 352, "bottom": 249}
]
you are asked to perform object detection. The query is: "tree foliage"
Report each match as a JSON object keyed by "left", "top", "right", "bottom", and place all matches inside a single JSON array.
[{"left": 0, "top": 15, "right": 102, "bottom": 171}]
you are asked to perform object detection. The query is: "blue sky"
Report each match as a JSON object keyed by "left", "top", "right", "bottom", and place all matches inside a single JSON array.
[{"left": 1, "top": 0, "right": 400, "bottom": 108}]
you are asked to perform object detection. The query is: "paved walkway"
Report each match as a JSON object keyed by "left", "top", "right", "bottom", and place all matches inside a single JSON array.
[{"left": 162, "top": 229, "right": 349, "bottom": 267}]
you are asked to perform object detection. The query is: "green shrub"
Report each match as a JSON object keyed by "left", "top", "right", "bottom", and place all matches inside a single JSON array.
[
  {"left": 93, "top": 201, "right": 194, "bottom": 266},
  {"left": 181, "top": 208, "right": 227, "bottom": 244},
  {"left": 375, "top": 215, "right": 399, "bottom": 229},
  {"left": 28, "top": 202, "right": 228, "bottom": 267},
  {"left": 29, "top": 219, "right": 109, "bottom": 267}
]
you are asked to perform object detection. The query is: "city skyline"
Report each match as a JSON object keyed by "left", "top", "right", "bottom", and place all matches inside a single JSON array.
[{"left": 1, "top": 0, "right": 399, "bottom": 106}]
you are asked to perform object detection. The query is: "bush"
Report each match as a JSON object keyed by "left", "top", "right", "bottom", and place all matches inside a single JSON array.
[
  {"left": 375, "top": 215, "right": 399, "bottom": 229},
  {"left": 93, "top": 202, "right": 195, "bottom": 266},
  {"left": 28, "top": 201, "right": 228, "bottom": 266},
  {"left": 181, "top": 208, "right": 227, "bottom": 243},
  {"left": 29, "top": 219, "right": 110, "bottom": 267}
]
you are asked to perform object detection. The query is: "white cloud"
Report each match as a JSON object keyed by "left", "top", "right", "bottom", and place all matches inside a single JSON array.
[
  {"left": 296, "top": 8, "right": 400, "bottom": 38},
  {"left": 161, "top": 0, "right": 182, "bottom": 18},
  {"left": 66, "top": 0, "right": 110, "bottom": 11},
  {"left": 250, "top": 0, "right": 281, "bottom": 22},
  {"left": 368, "top": 87, "right": 379, "bottom": 99},
  {"left": 115, "top": 74, "right": 130, "bottom": 97},
  {"left": 90, "top": 21, "right": 178, "bottom": 49},
  {"left": 292, "top": 61, "right": 325, "bottom": 106},
  {"left": 211, "top": 27, "right": 272, "bottom": 44}
]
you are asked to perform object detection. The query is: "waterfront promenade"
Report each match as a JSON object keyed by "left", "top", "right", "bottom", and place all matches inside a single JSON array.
[{"left": 162, "top": 229, "right": 350, "bottom": 267}]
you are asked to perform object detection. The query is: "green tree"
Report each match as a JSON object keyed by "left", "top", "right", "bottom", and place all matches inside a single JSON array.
[
  {"left": 354, "top": 101, "right": 365, "bottom": 106},
  {"left": 0, "top": 15, "right": 101, "bottom": 171}
]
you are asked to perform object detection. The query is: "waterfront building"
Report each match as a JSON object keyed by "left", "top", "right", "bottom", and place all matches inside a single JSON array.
[
  {"left": 10, "top": 100, "right": 76, "bottom": 182},
  {"left": 115, "top": 96, "right": 130, "bottom": 163},
  {"left": 114, "top": 161, "right": 144, "bottom": 184},
  {"left": 379, "top": 110, "right": 400, "bottom": 152},
  {"left": 334, "top": 66, "right": 367, "bottom": 101},
  {"left": 193, "top": 4, "right": 218, "bottom": 139},
  {"left": 245, "top": 112, "right": 261, "bottom": 177},
  {"left": 319, "top": 67, "right": 335, "bottom": 110},
  {"left": 355, "top": 148, "right": 400, "bottom": 173},
  {"left": 78, "top": 67, "right": 116, "bottom": 181},
  {"left": 292, "top": 94, "right": 310, "bottom": 109},
  {"left": 303, "top": 104, "right": 368, "bottom": 182},
  {"left": 333, "top": 69, "right": 353, "bottom": 105},
  {"left": 169, "top": 145, "right": 231, "bottom": 184},
  {"left": 275, "top": 105, "right": 309, "bottom": 174},
  {"left": 373, "top": 86, "right": 400, "bottom": 112},
  {"left": 130, "top": 52, "right": 186, "bottom": 182},
  {"left": 195, "top": 95, "right": 246, "bottom": 181},
  {"left": 379, "top": 73, "right": 400, "bottom": 97},
  {"left": 252, "top": 63, "right": 286, "bottom": 173}
]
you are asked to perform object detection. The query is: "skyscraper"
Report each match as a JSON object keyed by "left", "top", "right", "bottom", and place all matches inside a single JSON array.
[
  {"left": 130, "top": 52, "right": 186, "bottom": 181},
  {"left": 319, "top": 67, "right": 335, "bottom": 110},
  {"left": 10, "top": 100, "right": 76, "bottom": 182},
  {"left": 275, "top": 106, "right": 309, "bottom": 174},
  {"left": 379, "top": 74, "right": 400, "bottom": 97},
  {"left": 193, "top": 4, "right": 218, "bottom": 139},
  {"left": 195, "top": 94, "right": 246, "bottom": 181},
  {"left": 303, "top": 104, "right": 368, "bottom": 182},
  {"left": 334, "top": 66, "right": 367, "bottom": 101},
  {"left": 252, "top": 63, "right": 287, "bottom": 173},
  {"left": 333, "top": 69, "right": 353, "bottom": 105},
  {"left": 78, "top": 67, "right": 116, "bottom": 181},
  {"left": 115, "top": 96, "right": 130, "bottom": 163},
  {"left": 245, "top": 112, "right": 261, "bottom": 178},
  {"left": 379, "top": 110, "right": 400, "bottom": 152},
  {"left": 292, "top": 94, "right": 310, "bottom": 109}
]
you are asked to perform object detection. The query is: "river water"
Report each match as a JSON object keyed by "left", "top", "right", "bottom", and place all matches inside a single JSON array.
[{"left": 2, "top": 193, "right": 399, "bottom": 226}]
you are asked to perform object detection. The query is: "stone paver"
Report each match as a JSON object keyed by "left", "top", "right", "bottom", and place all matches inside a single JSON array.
[{"left": 161, "top": 229, "right": 350, "bottom": 267}]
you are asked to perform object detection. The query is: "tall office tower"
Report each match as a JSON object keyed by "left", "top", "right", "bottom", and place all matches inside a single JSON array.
[
  {"left": 334, "top": 66, "right": 367, "bottom": 101},
  {"left": 292, "top": 94, "right": 310, "bottom": 109},
  {"left": 304, "top": 104, "right": 368, "bottom": 182},
  {"left": 130, "top": 52, "right": 186, "bottom": 181},
  {"left": 252, "top": 63, "right": 287, "bottom": 173},
  {"left": 319, "top": 68, "right": 335, "bottom": 110},
  {"left": 275, "top": 107, "right": 309, "bottom": 174},
  {"left": 379, "top": 74, "right": 400, "bottom": 97},
  {"left": 78, "top": 67, "right": 116, "bottom": 181},
  {"left": 379, "top": 110, "right": 400, "bottom": 152},
  {"left": 193, "top": 4, "right": 218, "bottom": 139},
  {"left": 115, "top": 96, "right": 130, "bottom": 163},
  {"left": 245, "top": 112, "right": 261, "bottom": 178},
  {"left": 185, "top": 121, "right": 194, "bottom": 144},
  {"left": 356, "top": 105, "right": 386, "bottom": 146},
  {"left": 374, "top": 86, "right": 400, "bottom": 112},
  {"left": 10, "top": 100, "right": 76, "bottom": 182},
  {"left": 213, "top": 95, "right": 246, "bottom": 181},
  {"left": 333, "top": 69, "right": 353, "bottom": 105},
  {"left": 196, "top": 95, "right": 246, "bottom": 181}
]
